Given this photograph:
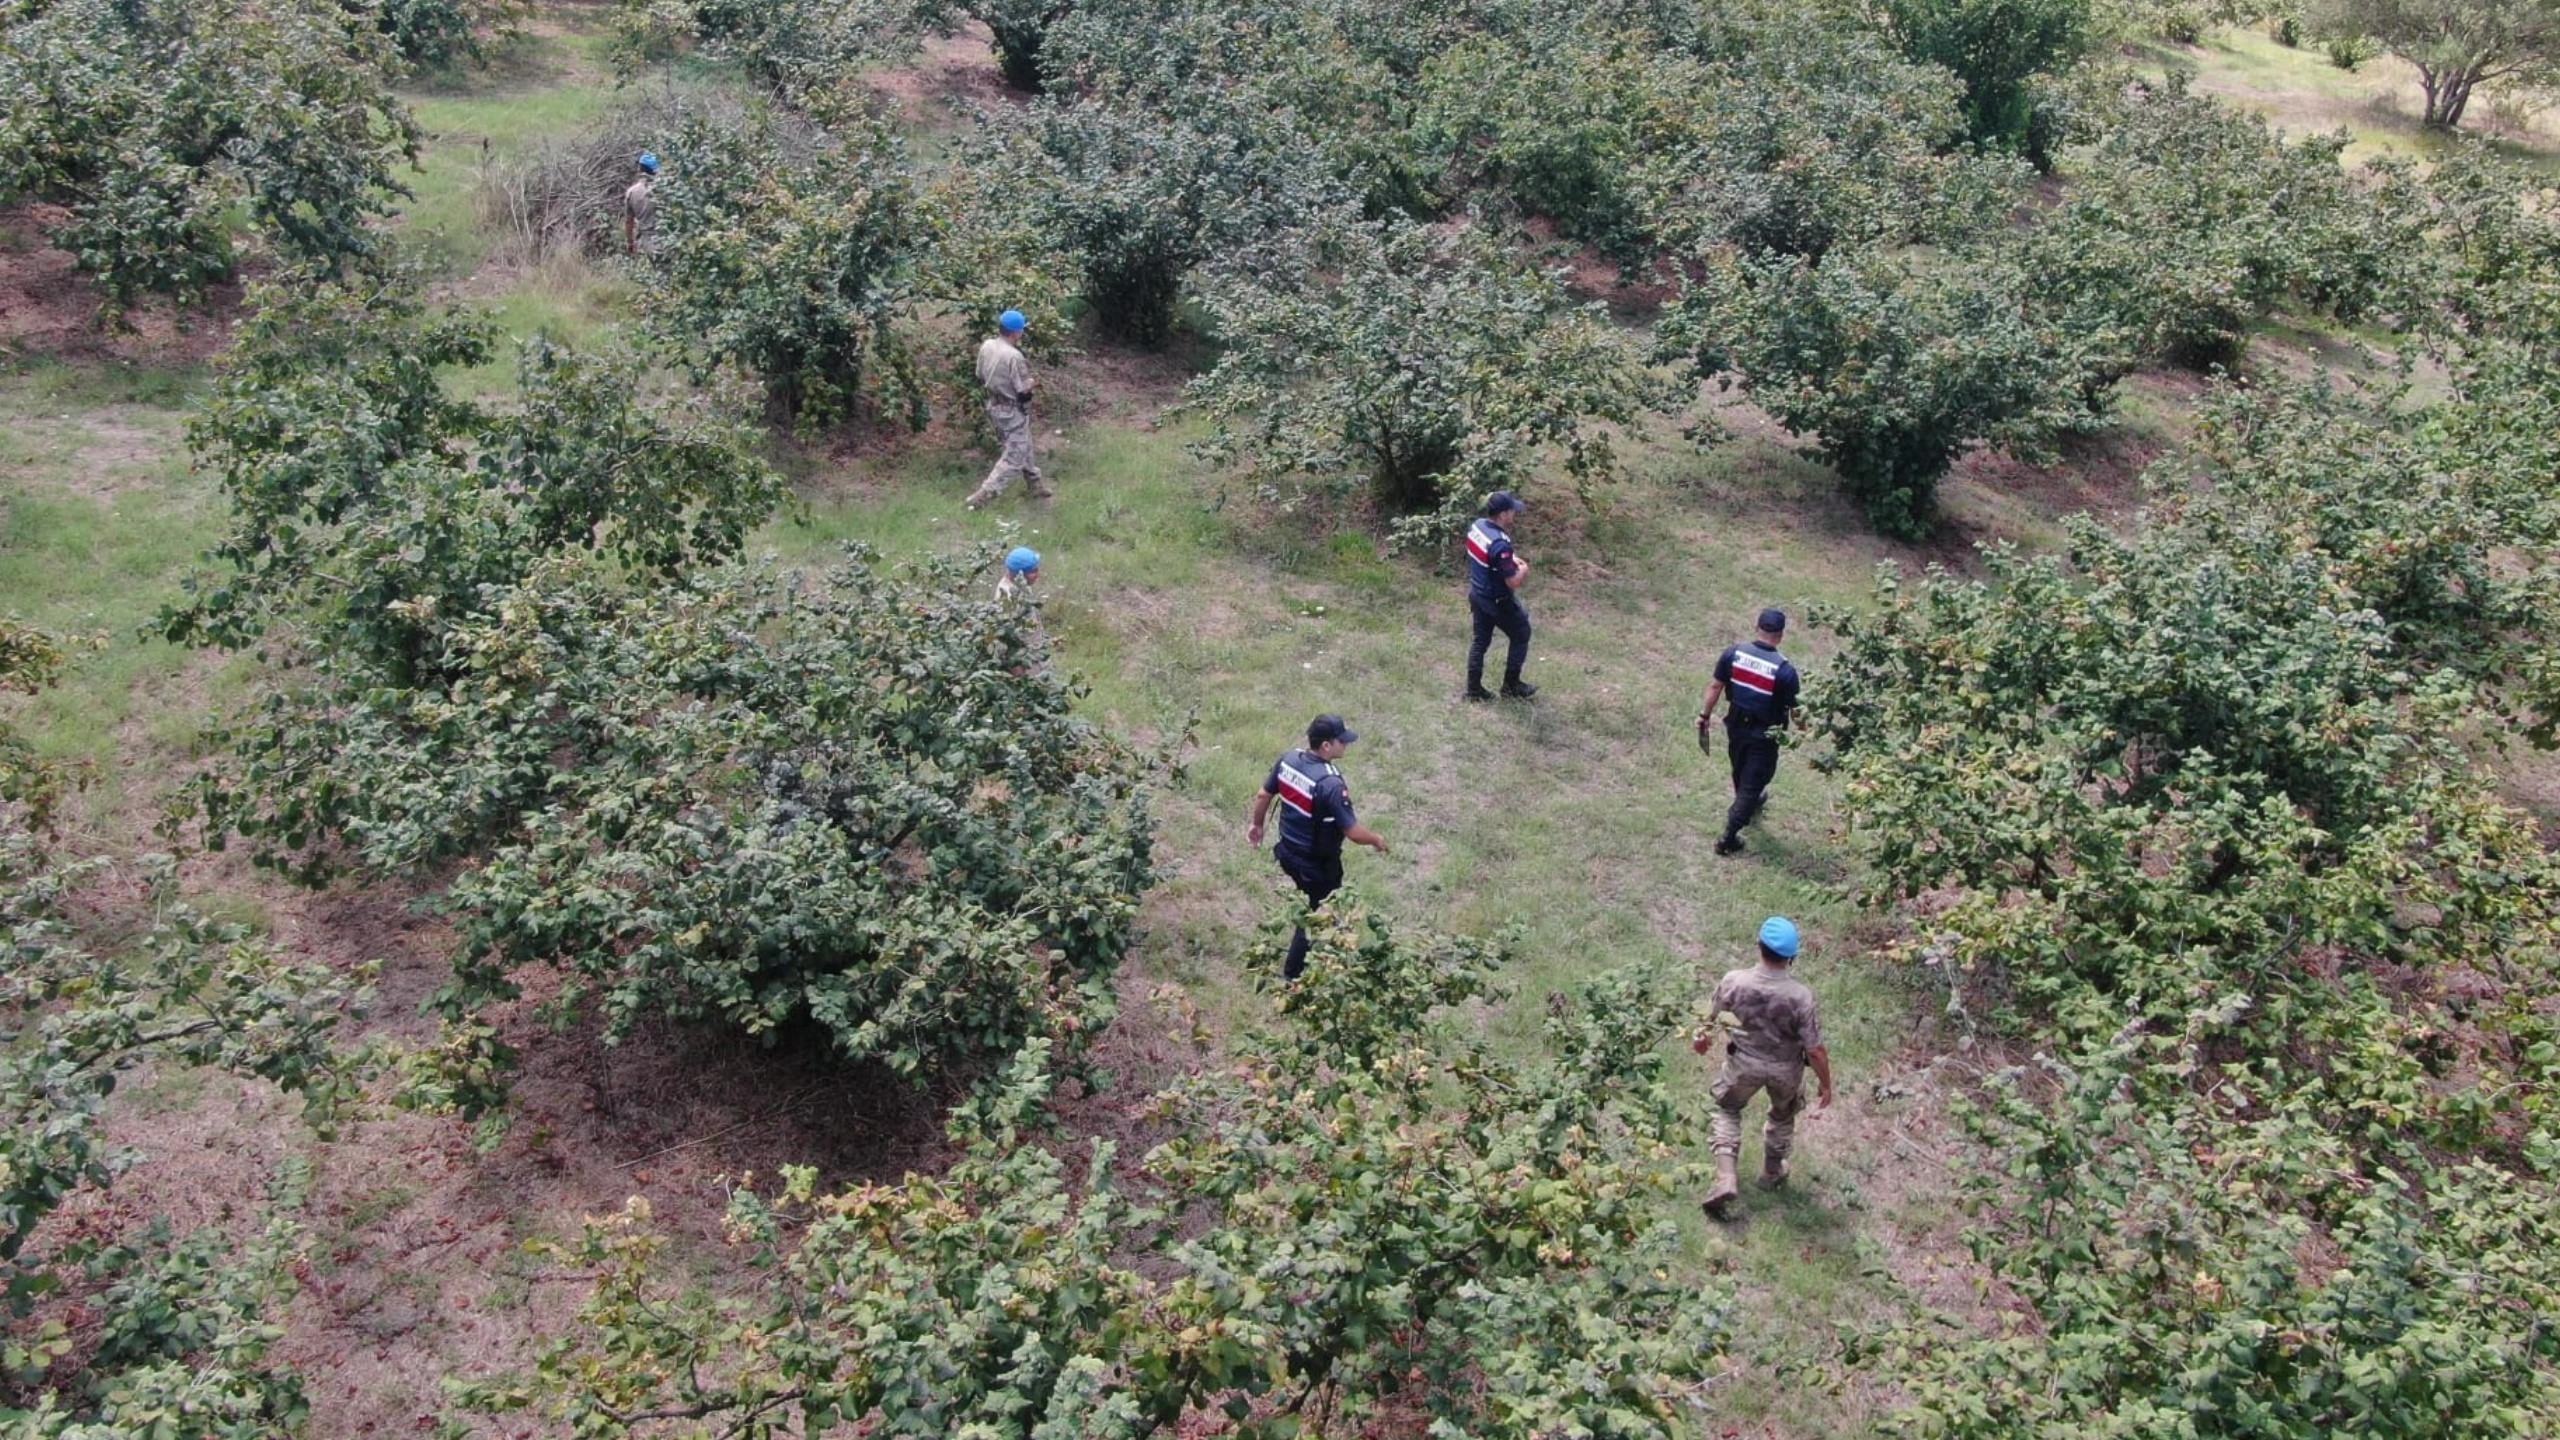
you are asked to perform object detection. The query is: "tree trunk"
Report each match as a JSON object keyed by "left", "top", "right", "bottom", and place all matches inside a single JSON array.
[
  {"left": 2439, "top": 72, "right": 2477, "bottom": 130},
  {"left": 2418, "top": 64, "right": 2483, "bottom": 130}
]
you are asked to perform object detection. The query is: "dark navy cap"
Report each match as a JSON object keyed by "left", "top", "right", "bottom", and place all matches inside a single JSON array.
[
  {"left": 1307, "top": 714, "right": 1359, "bottom": 747},
  {"left": 1757, "top": 607, "right": 1787, "bottom": 634},
  {"left": 1484, "top": 490, "right": 1522, "bottom": 517}
]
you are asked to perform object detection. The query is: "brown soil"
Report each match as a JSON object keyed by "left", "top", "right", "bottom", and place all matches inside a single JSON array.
[
  {"left": 867, "top": 21, "right": 1015, "bottom": 122},
  {"left": 0, "top": 204, "right": 243, "bottom": 366}
]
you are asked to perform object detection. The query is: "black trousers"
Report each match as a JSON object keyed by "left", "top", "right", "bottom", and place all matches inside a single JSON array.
[
  {"left": 1467, "top": 596, "right": 1533, "bottom": 692},
  {"left": 1724, "top": 722, "right": 1780, "bottom": 842},
  {"left": 1275, "top": 847, "right": 1344, "bottom": 980}
]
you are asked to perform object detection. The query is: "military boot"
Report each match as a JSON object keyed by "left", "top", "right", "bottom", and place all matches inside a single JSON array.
[
  {"left": 1702, "top": 1154, "right": 1741, "bottom": 1221},
  {"left": 1759, "top": 1151, "right": 1789, "bottom": 1190}
]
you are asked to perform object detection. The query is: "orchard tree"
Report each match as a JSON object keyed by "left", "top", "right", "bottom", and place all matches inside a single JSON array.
[
  {"left": 1189, "top": 217, "right": 1676, "bottom": 528},
  {"left": 428, "top": 551, "right": 1160, "bottom": 1083},
  {"left": 2023, "top": 74, "right": 2421, "bottom": 374},
  {"left": 1631, "top": 18, "right": 2026, "bottom": 264},
  {"left": 644, "top": 96, "right": 933, "bottom": 427},
  {"left": 972, "top": 0, "right": 1074, "bottom": 90},
  {"left": 2310, "top": 0, "right": 2560, "bottom": 129},
  {"left": 0, "top": 0, "right": 417, "bottom": 321},
  {"left": 1667, "top": 243, "right": 2097, "bottom": 538},
  {"left": 467, "top": 913, "right": 1726, "bottom": 1440},
  {"left": 164, "top": 269, "right": 788, "bottom": 687},
  {"left": 1808, "top": 369, "right": 2560, "bottom": 1432},
  {"left": 640, "top": 91, "right": 1074, "bottom": 427},
  {"left": 996, "top": 97, "right": 1343, "bottom": 345},
  {"left": 374, "top": 0, "right": 530, "bottom": 69},
  {"left": 608, "top": 0, "right": 943, "bottom": 94},
  {"left": 1871, "top": 0, "right": 2095, "bottom": 158}
]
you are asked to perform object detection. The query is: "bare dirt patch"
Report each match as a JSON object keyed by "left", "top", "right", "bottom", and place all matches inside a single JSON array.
[
  {"left": 868, "top": 21, "right": 1015, "bottom": 122},
  {"left": 0, "top": 204, "right": 241, "bottom": 367}
]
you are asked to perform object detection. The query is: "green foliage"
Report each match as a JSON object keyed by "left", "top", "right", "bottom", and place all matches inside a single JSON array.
[
  {"left": 1873, "top": 0, "right": 2095, "bottom": 157},
  {"left": 0, "top": 632, "right": 356, "bottom": 1430},
  {"left": 428, "top": 550, "right": 1159, "bottom": 1079},
  {"left": 638, "top": 93, "right": 1071, "bottom": 428},
  {"left": 608, "top": 0, "right": 942, "bottom": 91},
  {"left": 0, "top": 0, "right": 417, "bottom": 320},
  {"left": 1668, "top": 244, "right": 2096, "bottom": 539},
  {"left": 2024, "top": 74, "right": 2419, "bottom": 374},
  {"left": 376, "top": 0, "right": 530, "bottom": 70},
  {"left": 0, "top": 844, "right": 365, "bottom": 1283},
  {"left": 464, "top": 912, "right": 1724, "bottom": 1439},
  {"left": 5, "top": 1168, "right": 316, "bottom": 1436},
  {"left": 991, "top": 97, "right": 1340, "bottom": 346},
  {"left": 1813, "top": 369, "right": 2560, "bottom": 1433},
  {"left": 643, "top": 96, "right": 931, "bottom": 426},
  {"left": 972, "top": 0, "right": 1072, "bottom": 90},
  {"left": 1635, "top": 16, "right": 2025, "bottom": 263},
  {"left": 164, "top": 269, "right": 788, "bottom": 685},
  {"left": 171, "top": 264, "right": 1151, "bottom": 1108},
  {"left": 1189, "top": 217, "right": 1676, "bottom": 525},
  {"left": 0, "top": 621, "right": 76, "bottom": 834}
]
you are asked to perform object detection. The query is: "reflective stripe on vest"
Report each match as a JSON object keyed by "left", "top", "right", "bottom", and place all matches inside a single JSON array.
[
  {"left": 1465, "top": 519, "right": 1504, "bottom": 570},
  {"left": 1274, "top": 758, "right": 1325, "bottom": 819},
  {"left": 1729, "top": 648, "right": 1784, "bottom": 700}
]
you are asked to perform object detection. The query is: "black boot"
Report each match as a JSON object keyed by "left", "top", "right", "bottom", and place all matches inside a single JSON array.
[
  {"left": 1500, "top": 678, "right": 1538, "bottom": 699},
  {"left": 1463, "top": 687, "right": 1496, "bottom": 701},
  {"left": 1714, "top": 833, "right": 1744, "bottom": 857}
]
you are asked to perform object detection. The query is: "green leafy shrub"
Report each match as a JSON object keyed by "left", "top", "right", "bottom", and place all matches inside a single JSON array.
[
  {"left": 1667, "top": 243, "right": 2097, "bottom": 538},
  {"left": 992, "top": 97, "right": 1340, "bottom": 345},
  {"left": 1812, "top": 370, "right": 2560, "bottom": 1433},
  {"left": 375, "top": 0, "right": 530, "bottom": 69},
  {"left": 0, "top": 0, "right": 417, "bottom": 321},
  {"left": 1637, "top": 17, "right": 2026, "bottom": 262},
  {"left": 429, "top": 550, "right": 1160, "bottom": 1079},
  {"left": 608, "top": 0, "right": 941, "bottom": 92},
  {"left": 164, "top": 269, "right": 787, "bottom": 687},
  {"left": 2023, "top": 75, "right": 2420, "bottom": 374},
  {"left": 1189, "top": 217, "right": 1675, "bottom": 523},
  {"left": 1874, "top": 0, "right": 2096, "bottom": 156},
  {"left": 466, "top": 911, "right": 1725, "bottom": 1439},
  {"left": 973, "top": 0, "right": 1072, "bottom": 89},
  {"left": 635, "top": 91, "right": 1068, "bottom": 429},
  {"left": 642, "top": 96, "right": 933, "bottom": 426}
]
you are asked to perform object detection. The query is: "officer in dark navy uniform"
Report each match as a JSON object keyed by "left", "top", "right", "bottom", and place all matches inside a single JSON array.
[
  {"left": 1245, "top": 714, "right": 1390, "bottom": 979},
  {"left": 1698, "top": 608, "right": 1802, "bottom": 857},
  {"left": 1463, "top": 491, "right": 1537, "bottom": 701}
]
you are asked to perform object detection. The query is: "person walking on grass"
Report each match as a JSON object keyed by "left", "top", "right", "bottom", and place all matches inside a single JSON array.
[
  {"left": 1244, "top": 715, "right": 1389, "bottom": 981},
  {"left": 967, "top": 310, "right": 1052, "bottom": 509},
  {"left": 1463, "top": 490, "right": 1536, "bottom": 701},
  {"left": 623, "top": 152, "right": 658, "bottom": 257},
  {"left": 1697, "top": 606, "right": 1800, "bottom": 856},
  {"left": 1696, "top": 916, "right": 1833, "bottom": 1221}
]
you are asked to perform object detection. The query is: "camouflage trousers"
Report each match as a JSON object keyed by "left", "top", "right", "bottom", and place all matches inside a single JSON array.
[
  {"left": 1709, "top": 1053, "right": 1806, "bottom": 1161},
  {"left": 968, "top": 402, "right": 1048, "bottom": 504}
]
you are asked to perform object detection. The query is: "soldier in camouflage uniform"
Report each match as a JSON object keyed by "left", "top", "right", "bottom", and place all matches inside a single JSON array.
[
  {"left": 967, "top": 309, "right": 1052, "bottom": 508},
  {"left": 1694, "top": 915, "right": 1833, "bottom": 1220}
]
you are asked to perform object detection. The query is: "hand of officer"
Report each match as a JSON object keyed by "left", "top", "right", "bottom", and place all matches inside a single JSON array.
[
  {"left": 1695, "top": 713, "right": 1713, "bottom": 754},
  {"left": 1245, "top": 820, "right": 1264, "bottom": 847}
]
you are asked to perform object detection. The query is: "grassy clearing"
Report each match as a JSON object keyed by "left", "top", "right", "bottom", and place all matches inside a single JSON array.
[{"left": 2160, "top": 25, "right": 2560, "bottom": 170}]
